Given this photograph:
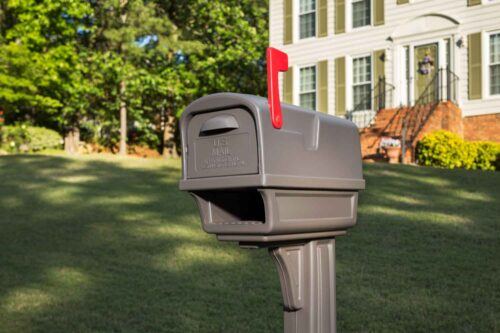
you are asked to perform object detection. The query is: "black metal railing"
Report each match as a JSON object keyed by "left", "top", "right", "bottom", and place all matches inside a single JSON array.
[
  {"left": 347, "top": 76, "right": 395, "bottom": 128},
  {"left": 410, "top": 66, "right": 459, "bottom": 106},
  {"left": 443, "top": 67, "right": 459, "bottom": 104},
  {"left": 400, "top": 67, "right": 459, "bottom": 159}
]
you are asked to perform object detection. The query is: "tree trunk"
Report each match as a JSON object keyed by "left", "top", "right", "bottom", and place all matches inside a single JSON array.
[
  {"left": 162, "top": 111, "right": 179, "bottom": 158},
  {"left": 118, "top": 0, "right": 128, "bottom": 156},
  {"left": 64, "top": 127, "right": 80, "bottom": 154},
  {"left": 119, "top": 80, "right": 127, "bottom": 155}
]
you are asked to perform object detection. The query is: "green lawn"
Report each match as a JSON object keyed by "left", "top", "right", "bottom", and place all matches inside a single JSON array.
[{"left": 0, "top": 155, "right": 499, "bottom": 333}]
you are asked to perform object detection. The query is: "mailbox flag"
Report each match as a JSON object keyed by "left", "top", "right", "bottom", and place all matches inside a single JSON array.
[{"left": 266, "top": 47, "right": 288, "bottom": 129}]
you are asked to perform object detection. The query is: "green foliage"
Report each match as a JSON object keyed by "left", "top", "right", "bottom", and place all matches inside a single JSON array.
[
  {"left": 165, "top": 0, "right": 268, "bottom": 98},
  {"left": 0, "top": 124, "right": 62, "bottom": 153},
  {"left": 26, "top": 126, "right": 64, "bottom": 152},
  {"left": 473, "top": 141, "right": 500, "bottom": 171},
  {"left": 416, "top": 130, "right": 500, "bottom": 171},
  {"left": 0, "top": 124, "right": 30, "bottom": 153},
  {"left": 0, "top": 0, "right": 93, "bottom": 125},
  {"left": 0, "top": 0, "right": 268, "bottom": 151}
]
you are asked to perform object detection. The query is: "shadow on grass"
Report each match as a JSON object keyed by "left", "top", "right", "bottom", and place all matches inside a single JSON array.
[
  {"left": 0, "top": 156, "right": 499, "bottom": 332},
  {"left": 337, "top": 163, "right": 500, "bottom": 332},
  {"left": 0, "top": 155, "right": 281, "bottom": 333}
]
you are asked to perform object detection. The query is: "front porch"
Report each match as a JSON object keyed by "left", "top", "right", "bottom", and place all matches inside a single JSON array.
[
  {"left": 349, "top": 68, "right": 461, "bottom": 163},
  {"left": 345, "top": 13, "right": 466, "bottom": 163}
]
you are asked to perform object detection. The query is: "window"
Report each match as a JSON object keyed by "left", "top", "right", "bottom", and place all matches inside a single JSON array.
[
  {"left": 352, "top": 0, "right": 371, "bottom": 28},
  {"left": 490, "top": 33, "right": 500, "bottom": 95},
  {"left": 352, "top": 56, "right": 372, "bottom": 110},
  {"left": 299, "top": 0, "right": 316, "bottom": 39},
  {"left": 300, "top": 66, "right": 317, "bottom": 110}
]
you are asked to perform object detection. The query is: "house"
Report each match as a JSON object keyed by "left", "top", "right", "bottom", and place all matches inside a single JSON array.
[{"left": 269, "top": 0, "right": 500, "bottom": 160}]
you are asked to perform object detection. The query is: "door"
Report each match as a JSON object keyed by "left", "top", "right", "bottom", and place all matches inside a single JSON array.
[{"left": 414, "top": 43, "right": 438, "bottom": 100}]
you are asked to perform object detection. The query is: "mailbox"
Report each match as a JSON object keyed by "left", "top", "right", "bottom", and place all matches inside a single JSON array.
[
  {"left": 178, "top": 48, "right": 364, "bottom": 333},
  {"left": 179, "top": 93, "right": 365, "bottom": 243}
]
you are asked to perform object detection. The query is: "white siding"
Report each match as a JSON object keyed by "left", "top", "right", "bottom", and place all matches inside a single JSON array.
[{"left": 270, "top": 0, "right": 500, "bottom": 117}]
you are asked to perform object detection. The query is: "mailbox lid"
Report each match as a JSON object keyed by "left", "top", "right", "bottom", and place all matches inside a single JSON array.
[{"left": 186, "top": 108, "right": 258, "bottom": 178}]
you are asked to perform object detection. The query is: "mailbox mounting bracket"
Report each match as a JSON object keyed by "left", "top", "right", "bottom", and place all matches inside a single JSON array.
[{"left": 269, "top": 238, "right": 337, "bottom": 333}]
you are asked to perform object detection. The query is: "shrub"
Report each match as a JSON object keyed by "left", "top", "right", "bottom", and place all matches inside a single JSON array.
[
  {"left": 26, "top": 126, "right": 63, "bottom": 152},
  {"left": 0, "top": 124, "right": 63, "bottom": 153},
  {"left": 474, "top": 141, "right": 500, "bottom": 171},
  {"left": 0, "top": 124, "right": 30, "bottom": 153},
  {"left": 416, "top": 130, "right": 500, "bottom": 171}
]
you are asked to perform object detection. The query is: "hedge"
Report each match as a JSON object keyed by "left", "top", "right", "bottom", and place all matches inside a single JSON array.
[
  {"left": 0, "top": 124, "right": 63, "bottom": 153},
  {"left": 416, "top": 130, "right": 500, "bottom": 171}
]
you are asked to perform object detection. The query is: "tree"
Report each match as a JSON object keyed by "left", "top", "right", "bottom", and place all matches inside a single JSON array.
[
  {"left": 86, "top": 0, "right": 196, "bottom": 155},
  {"left": 126, "top": 56, "right": 199, "bottom": 156},
  {"left": 0, "top": 0, "right": 93, "bottom": 152},
  {"left": 164, "top": 0, "right": 269, "bottom": 97},
  {"left": 0, "top": 0, "right": 269, "bottom": 155}
]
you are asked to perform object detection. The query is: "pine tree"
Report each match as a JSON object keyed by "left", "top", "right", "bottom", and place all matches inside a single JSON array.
[{"left": 87, "top": 0, "right": 194, "bottom": 155}]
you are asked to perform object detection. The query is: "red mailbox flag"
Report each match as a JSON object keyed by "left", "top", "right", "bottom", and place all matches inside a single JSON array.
[{"left": 266, "top": 47, "right": 288, "bottom": 129}]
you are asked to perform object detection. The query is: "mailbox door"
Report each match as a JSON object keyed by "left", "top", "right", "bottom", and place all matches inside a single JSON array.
[{"left": 186, "top": 108, "right": 258, "bottom": 178}]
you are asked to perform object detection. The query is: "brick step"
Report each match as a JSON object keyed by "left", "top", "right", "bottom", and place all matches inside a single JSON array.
[{"left": 360, "top": 101, "right": 462, "bottom": 162}]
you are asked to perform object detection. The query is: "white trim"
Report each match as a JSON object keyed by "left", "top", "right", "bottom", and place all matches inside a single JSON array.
[
  {"left": 346, "top": 0, "right": 352, "bottom": 33},
  {"left": 438, "top": 39, "right": 446, "bottom": 72},
  {"left": 292, "top": 0, "right": 297, "bottom": 43},
  {"left": 394, "top": 37, "right": 456, "bottom": 105},
  {"left": 394, "top": 45, "right": 410, "bottom": 106},
  {"left": 453, "top": 34, "right": 461, "bottom": 106},
  {"left": 346, "top": 56, "right": 353, "bottom": 110},
  {"left": 482, "top": 29, "right": 500, "bottom": 100},
  {"left": 292, "top": 65, "right": 299, "bottom": 105},
  {"left": 393, "top": 45, "right": 401, "bottom": 106},
  {"left": 408, "top": 44, "right": 415, "bottom": 104},
  {"left": 390, "top": 14, "right": 459, "bottom": 43}
]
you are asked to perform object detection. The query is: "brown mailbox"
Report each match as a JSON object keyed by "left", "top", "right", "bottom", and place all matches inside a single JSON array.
[
  {"left": 179, "top": 92, "right": 365, "bottom": 333},
  {"left": 179, "top": 93, "right": 365, "bottom": 243}
]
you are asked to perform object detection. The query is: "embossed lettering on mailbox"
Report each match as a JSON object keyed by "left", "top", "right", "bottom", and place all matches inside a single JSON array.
[
  {"left": 197, "top": 134, "right": 249, "bottom": 171},
  {"left": 186, "top": 108, "right": 258, "bottom": 178}
]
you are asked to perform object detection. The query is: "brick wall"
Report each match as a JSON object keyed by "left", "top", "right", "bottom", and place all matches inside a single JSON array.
[
  {"left": 360, "top": 101, "right": 464, "bottom": 162},
  {"left": 415, "top": 101, "right": 463, "bottom": 142},
  {"left": 463, "top": 114, "right": 500, "bottom": 142},
  {"left": 360, "top": 103, "right": 499, "bottom": 162}
]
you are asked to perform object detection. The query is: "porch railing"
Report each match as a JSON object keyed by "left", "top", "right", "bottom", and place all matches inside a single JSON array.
[
  {"left": 411, "top": 67, "right": 458, "bottom": 106},
  {"left": 346, "top": 76, "right": 395, "bottom": 128},
  {"left": 401, "top": 66, "right": 459, "bottom": 158}
]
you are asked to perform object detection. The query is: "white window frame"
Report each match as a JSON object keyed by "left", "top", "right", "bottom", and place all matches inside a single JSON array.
[
  {"left": 350, "top": 53, "right": 373, "bottom": 112},
  {"left": 347, "top": 0, "right": 372, "bottom": 32},
  {"left": 297, "top": 64, "right": 318, "bottom": 110},
  {"left": 482, "top": 29, "right": 500, "bottom": 99},
  {"left": 295, "top": 0, "right": 318, "bottom": 42}
]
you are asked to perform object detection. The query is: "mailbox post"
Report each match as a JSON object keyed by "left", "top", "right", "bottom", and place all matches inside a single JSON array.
[{"left": 270, "top": 239, "right": 337, "bottom": 332}]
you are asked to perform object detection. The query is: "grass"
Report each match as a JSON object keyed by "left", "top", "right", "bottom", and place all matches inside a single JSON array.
[{"left": 0, "top": 154, "right": 499, "bottom": 332}]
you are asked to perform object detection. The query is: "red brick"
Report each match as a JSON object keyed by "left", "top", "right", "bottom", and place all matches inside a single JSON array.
[
  {"left": 360, "top": 101, "right": 472, "bottom": 162},
  {"left": 463, "top": 114, "right": 500, "bottom": 142}
]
